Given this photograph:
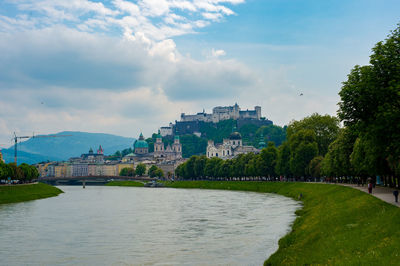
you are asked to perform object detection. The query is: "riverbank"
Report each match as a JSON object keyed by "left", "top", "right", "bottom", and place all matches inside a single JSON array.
[
  {"left": 106, "top": 181, "right": 144, "bottom": 187},
  {"left": 0, "top": 183, "right": 63, "bottom": 204},
  {"left": 165, "top": 181, "right": 400, "bottom": 265}
]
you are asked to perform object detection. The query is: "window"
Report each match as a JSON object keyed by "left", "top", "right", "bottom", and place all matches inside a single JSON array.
[{"left": 216, "top": 153, "right": 218, "bottom": 157}]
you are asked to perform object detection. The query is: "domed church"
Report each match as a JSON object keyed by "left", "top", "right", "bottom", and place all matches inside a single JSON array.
[
  {"left": 123, "top": 132, "right": 182, "bottom": 163},
  {"left": 206, "top": 129, "right": 259, "bottom": 159},
  {"left": 134, "top": 133, "right": 149, "bottom": 155}
]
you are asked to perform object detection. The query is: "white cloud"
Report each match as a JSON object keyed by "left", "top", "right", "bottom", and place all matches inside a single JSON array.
[
  {"left": 202, "top": 12, "right": 223, "bottom": 21},
  {"left": 0, "top": 24, "right": 260, "bottom": 143},
  {"left": 1, "top": 0, "right": 244, "bottom": 40},
  {"left": 210, "top": 48, "right": 226, "bottom": 58},
  {"left": 0, "top": 0, "right": 340, "bottom": 146}
]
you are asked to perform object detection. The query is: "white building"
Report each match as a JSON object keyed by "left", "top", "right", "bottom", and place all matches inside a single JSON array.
[
  {"left": 160, "top": 123, "right": 174, "bottom": 137},
  {"left": 206, "top": 131, "right": 259, "bottom": 159},
  {"left": 180, "top": 103, "right": 262, "bottom": 123}
]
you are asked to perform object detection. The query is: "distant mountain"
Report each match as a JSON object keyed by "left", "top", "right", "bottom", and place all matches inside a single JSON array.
[
  {"left": 2, "top": 131, "right": 135, "bottom": 164},
  {"left": 2, "top": 149, "right": 59, "bottom": 165}
]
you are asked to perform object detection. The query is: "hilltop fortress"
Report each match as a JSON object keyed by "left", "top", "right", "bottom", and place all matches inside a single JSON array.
[
  {"left": 160, "top": 103, "right": 272, "bottom": 136},
  {"left": 180, "top": 103, "right": 261, "bottom": 123}
]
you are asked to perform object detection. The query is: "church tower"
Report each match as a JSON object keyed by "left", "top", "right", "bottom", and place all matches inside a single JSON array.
[
  {"left": 97, "top": 145, "right": 104, "bottom": 154},
  {"left": 154, "top": 130, "right": 164, "bottom": 155},
  {"left": 172, "top": 135, "right": 182, "bottom": 158}
]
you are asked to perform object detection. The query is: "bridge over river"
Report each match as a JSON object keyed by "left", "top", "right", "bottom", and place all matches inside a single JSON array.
[{"left": 39, "top": 176, "right": 156, "bottom": 186}]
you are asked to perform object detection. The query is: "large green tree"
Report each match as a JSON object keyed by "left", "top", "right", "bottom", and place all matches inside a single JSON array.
[
  {"left": 119, "top": 167, "right": 135, "bottom": 176},
  {"left": 260, "top": 142, "right": 278, "bottom": 177},
  {"left": 148, "top": 165, "right": 159, "bottom": 178},
  {"left": 135, "top": 163, "right": 146, "bottom": 176},
  {"left": 287, "top": 113, "right": 339, "bottom": 156},
  {"left": 338, "top": 24, "right": 400, "bottom": 182},
  {"left": 275, "top": 142, "right": 291, "bottom": 177},
  {"left": 289, "top": 129, "right": 319, "bottom": 177},
  {"left": 308, "top": 156, "right": 324, "bottom": 178},
  {"left": 321, "top": 127, "right": 357, "bottom": 177}
]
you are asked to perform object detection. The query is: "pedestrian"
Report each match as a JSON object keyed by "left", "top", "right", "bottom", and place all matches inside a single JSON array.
[
  {"left": 368, "top": 181, "right": 373, "bottom": 194},
  {"left": 393, "top": 190, "right": 399, "bottom": 203}
]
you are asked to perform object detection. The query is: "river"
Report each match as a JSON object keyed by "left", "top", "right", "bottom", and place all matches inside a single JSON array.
[{"left": 0, "top": 186, "right": 300, "bottom": 265}]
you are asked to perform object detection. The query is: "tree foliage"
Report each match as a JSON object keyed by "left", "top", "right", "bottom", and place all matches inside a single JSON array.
[
  {"left": 0, "top": 162, "right": 38, "bottom": 182},
  {"left": 338, "top": 24, "right": 400, "bottom": 179},
  {"left": 119, "top": 167, "right": 135, "bottom": 176},
  {"left": 135, "top": 163, "right": 146, "bottom": 176},
  {"left": 287, "top": 113, "right": 339, "bottom": 156}
]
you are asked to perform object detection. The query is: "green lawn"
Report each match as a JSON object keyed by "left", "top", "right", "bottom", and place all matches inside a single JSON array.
[
  {"left": 166, "top": 181, "right": 400, "bottom": 265},
  {"left": 106, "top": 181, "right": 145, "bottom": 187},
  {"left": 0, "top": 183, "right": 63, "bottom": 204}
]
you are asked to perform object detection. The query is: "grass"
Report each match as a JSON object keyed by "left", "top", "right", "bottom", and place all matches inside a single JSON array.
[
  {"left": 165, "top": 181, "right": 400, "bottom": 265},
  {"left": 0, "top": 183, "right": 63, "bottom": 204},
  {"left": 106, "top": 180, "right": 145, "bottom": 187}
]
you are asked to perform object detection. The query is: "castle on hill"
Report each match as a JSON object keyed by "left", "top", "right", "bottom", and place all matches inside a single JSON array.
[
  {"left": 180, "top": 103, "right": 261, "bottom": 123},
  {"left": 160, "top": 103, "right": 273, "bottom": 137}
]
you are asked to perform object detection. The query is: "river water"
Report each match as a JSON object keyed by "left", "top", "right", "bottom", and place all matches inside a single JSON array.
[{"left": 0, "top": 186, "right": 300, "bottom": 265}]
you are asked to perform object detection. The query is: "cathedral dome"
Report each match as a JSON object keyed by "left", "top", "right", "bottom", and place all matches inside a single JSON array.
[
  {"left": 134, "top": 133, "right": 149, "bottom": 149},
  {"left": 229, "top": 132, "right": 242, "bottom": 140},
  {"left": 134, "top": 140, "right": 149, "bottom": 149}
]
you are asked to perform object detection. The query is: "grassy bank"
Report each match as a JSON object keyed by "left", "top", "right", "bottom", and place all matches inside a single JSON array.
[
  {"left": 0, "top": 183, "right": 63, "bottom": 204},
  {"left": 166, "top": 181, "right": 400, "bottom": 265},
  {"left": 106, "top": 181, "right": 145, "bottom": 187}
]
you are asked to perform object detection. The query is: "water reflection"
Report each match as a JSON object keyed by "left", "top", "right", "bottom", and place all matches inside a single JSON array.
[{"left": 0, "top": 186, "right": 300, "bottom": 265}]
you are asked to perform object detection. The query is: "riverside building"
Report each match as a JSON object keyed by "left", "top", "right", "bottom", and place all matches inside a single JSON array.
[
  {"left": 206, "top": 130, "right": 259, "bottom": 160},
  {"left": 38, "top": 133, "right": 184, "bottom": 178}
]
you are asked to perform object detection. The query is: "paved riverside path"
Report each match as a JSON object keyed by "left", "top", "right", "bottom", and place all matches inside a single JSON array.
[{"left": 338, "top": 183, "right": 400, "bottom": 207}]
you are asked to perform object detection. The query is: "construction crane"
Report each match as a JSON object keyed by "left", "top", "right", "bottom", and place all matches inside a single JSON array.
[{"left": 12, "top": 132, "right": 71, "bottom": 165}]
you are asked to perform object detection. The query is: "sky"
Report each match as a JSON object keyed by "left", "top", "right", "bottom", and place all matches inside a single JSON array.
[{"left": 0, "top": 0, "right": 399, "bottom": 148}]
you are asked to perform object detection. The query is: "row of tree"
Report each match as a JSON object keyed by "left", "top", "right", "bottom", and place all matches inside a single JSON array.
[
  {"left": 176, "top": 24, "right": 400, "bottom": 188},
  {"left": 119, "top": 164, "right": 164, "bottom": 178},
  {"left": 0, "top": 162, "right": 39, "bottom": 182},
  {"left": 175, "top": 113, "right": 339, "bottom": 180}
]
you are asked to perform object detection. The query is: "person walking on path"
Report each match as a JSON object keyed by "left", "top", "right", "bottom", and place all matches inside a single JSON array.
[
  {"left": 368, "top": 181, "right": 373, "bottom": 194},
  {"left": 393, "top": 190, "right": 399, "bottom": 203}
]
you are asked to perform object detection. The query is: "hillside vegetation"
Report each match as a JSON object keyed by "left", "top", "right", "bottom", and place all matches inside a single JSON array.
[
  {"left": 141, "top": 120, "right": 286, "bottom": 158},
  {"left": 166, "top": 181, "right": 400, "bottom": 265}
]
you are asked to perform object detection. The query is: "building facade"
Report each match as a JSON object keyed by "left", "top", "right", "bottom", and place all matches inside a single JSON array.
[
  {"left": 134, "top": 133, "right": 149, "bottom": 154},
  {"left": 180, "top": 103, "right": 263, "bottom": 123},
  {"left": 160, "top": 123, "right": 174, "bottom": 137},
  {"left": 206, "top": 131, "right": 259, "bottom": 160},
  {"left": 153, "top": 132, "right": 182, "bottom": 161},
  {"left": 37, "top": 133, "right": 185, "bottom": 178}
]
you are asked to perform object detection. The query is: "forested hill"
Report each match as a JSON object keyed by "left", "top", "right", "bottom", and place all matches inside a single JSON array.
[
  {"left": 143, "top": 120, "right": 287, "bottom": 158},
  {"left": 2, "top": 131, "right": 135, "bottom": 164}
]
